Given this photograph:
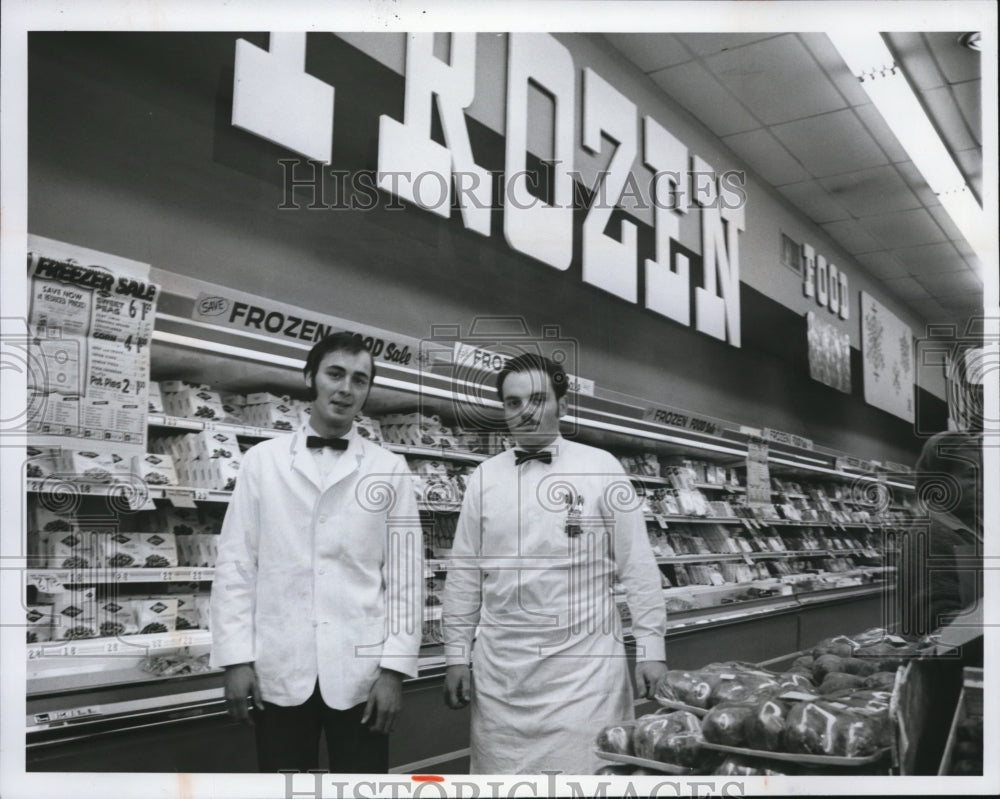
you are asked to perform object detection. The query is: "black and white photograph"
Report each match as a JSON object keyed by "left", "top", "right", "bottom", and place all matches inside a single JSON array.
[{"left": 1, "top": 1, "right": 996, "bottom": 797}]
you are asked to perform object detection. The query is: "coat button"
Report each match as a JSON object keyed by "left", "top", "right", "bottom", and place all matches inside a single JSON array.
[
  {"left": 318, "top": 515, "right": 328, "bottom": 524},
  {"left": 318, "top": 568, "right": 326, "bottom": 575}
]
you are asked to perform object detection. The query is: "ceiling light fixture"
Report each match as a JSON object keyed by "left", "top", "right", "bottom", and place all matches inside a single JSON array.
[
  {"left": 959, "top": 32, "right": 982, "bottom": 52},
  {"left": 828, "top": 31, "right": 986, "bottom": 272}
]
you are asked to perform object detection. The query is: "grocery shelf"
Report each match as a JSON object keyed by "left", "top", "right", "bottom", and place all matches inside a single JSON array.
[
  {"left": 26, "top": 478, "right": 230, "bottom": 506},
  {"left": 27, "top": 478, "right": 464, "bottom": 513},
  {"left": 656, "top": 548, "right": 883, "bottom": 564},
  {"left": 27, "top": 629, "right": 212, "bottom": 660},
  {"left": 148, "top": 414, "right": 489, "bottom": 463},
  {"left": 628, "top": 473, "right": 745, "bottom": 492},
  {"left": 26, "top": 567, "right": 215, "bottom": 590},
  {"left": 645, "top": 513, "right": 746, "bottom": 525}
]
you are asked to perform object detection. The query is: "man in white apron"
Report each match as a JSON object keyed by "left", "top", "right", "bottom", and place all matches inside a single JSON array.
[{"left": 442, "top": 353, "right": 668, "bottom": 774}]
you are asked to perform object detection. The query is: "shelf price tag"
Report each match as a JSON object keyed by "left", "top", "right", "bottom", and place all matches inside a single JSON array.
[
  {"left": 165, "top": 488, "right": 198, "bottom": 508},
  {"left": 128, "top": 491, "right": 158, "bottom": 512},
  {"left": 654, "top": 514, "right": 669, "bottom": 529}
]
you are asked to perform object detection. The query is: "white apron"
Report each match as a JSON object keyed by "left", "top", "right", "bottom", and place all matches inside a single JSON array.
[{"left": 468, "top": 458, "right": 638, "bottom": 774}]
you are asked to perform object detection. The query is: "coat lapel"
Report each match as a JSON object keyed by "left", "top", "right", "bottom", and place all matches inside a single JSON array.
[
  {"left": 290, "top": 432, "right": 322, "bottom": 490},
  {"left": 322, "top": 433, "right": 363, "bottom": 490}
]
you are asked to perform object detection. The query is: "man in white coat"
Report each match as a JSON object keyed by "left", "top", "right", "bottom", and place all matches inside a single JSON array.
[
  {"left": 442, "top": 352, "right": 668, "bottom": 774},
  {"left": 210, "top": 332, "right": 422, "bottom": 773}
]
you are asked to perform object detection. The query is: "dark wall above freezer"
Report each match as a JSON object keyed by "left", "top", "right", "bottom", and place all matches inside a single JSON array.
[{"left": 27, "top": 32, "right": 954, "bottom": 463}]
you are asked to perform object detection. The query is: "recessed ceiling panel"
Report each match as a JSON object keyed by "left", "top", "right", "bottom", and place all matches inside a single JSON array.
[
  {"left": 650, "top": 60, "right": 760, "bottom": 136},
  {"left": 879, "top": 275, "right": 932, "bottom": 300},
  {"left": 925, "top": 205, "right": 966, "bottom": 243},
  {"left": 603, "top": 33, "right": 692, "bottom": 73},
  {"left": 904, "top": 296, "right": 950, "bottom": 323},
  {"left": 772, "top": 110, "right": 889, "bottom": 177},
  {"left": 884, "top": 32, "right": 946, "bottom": 92},
  {"left": 954, "top": 148, "right": 983, "bottom": 199},
  {"left": 775, "top": 180, "right": 851, "bottom": 223},
  {"left": 936, "top": 293, "right": 985, "bottom": 314},
  {"left": 892, "top": 241, "right": 965, "bottom": 276},
  {"left": 721, "top": 128, "right": 810, "bottom": 186},
  {"left": 678, "top": 33, "right": 783, "bottom": 57},
  {"left": 853, "top": 104, "right": 910, "bottom": 164},
  {"left": 856, "top": 251, "right": 911, "bottom": 280},
  {"left": 915, "top": 268, "right": 984, "bottom": 298},
  {"left": 820, "top": 219, "right": 884, "bottom": 254},
  {"left": 861, "top": 208, "right": 947, "bottom": 249},
  {"left": 951, "top": 79, "right": 982, "bottom": 145},
  {"left": 800, "top": 33, "right": 871, "bottom": 107},
  {"left": 924, "top": 31, "right": 981, "bottom": 84},
  {"left": 919, "top": 86, "right": 979, "bottom": 153},
  {"left": 893, "top": 162, "right": 940, "bottom": 208},
  {"left": 706, "top": 34, "right": 846, "bottom": 125},
  {"left": 820, "top": 165, "right": 921, "bottom": 217}
]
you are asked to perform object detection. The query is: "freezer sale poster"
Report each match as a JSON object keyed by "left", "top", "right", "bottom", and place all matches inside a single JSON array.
[
  {"left": 26, "top": 235, "right": 158, "bottom": 454},
  {"left": 861, "top": 292, "right": 914, "bottom": 424}
]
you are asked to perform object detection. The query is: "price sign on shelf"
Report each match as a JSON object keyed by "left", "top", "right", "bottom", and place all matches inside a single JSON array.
[
  {"left": 165, "top": 488, "right": 198, "bottom": 508},
  {"left": 128, "top": 490, "right": 157, "bottom": 512},
  {"left": 28, "top": 572, "right": 64, "bottom": 592}
]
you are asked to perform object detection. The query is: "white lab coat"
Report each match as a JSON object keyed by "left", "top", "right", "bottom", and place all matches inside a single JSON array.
[
  {"left": 442, "top": 437, "right": 667, "bottom": 774},
  {"left": 210, "top": 425, "right": 423, "bottom": 709}
]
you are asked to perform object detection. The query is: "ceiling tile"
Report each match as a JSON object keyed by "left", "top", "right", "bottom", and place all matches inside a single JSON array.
[
  {"left": 706, "top": 34, "right": 846, "bottom": 125},
  {"left": 893, "top": 162, "right": 940, "bottom": 208},
  {"left": 800, "top": 33, "right": 871, "bottom": 107},
  {"left": 775, "top": 180, "right": 851, "bottom": 223},
  {"left": 603, "top": 33, "right": 692, "bottom": 73},
  {"left": 721, "top": 128, "right": 810, "bottom": 186},
  {"left": 919, "top": 86, "right": 978, "bottom": 152},
  {"left": 853, "top": 104, "right": 910, "bottom": 164},
  {"left": 951, "top": 79, "right": 982, "bottom": 146},
  {"left": 962, "top": 253, "right": 984, "bottom": 275},
  {"left": 771, "top": 109, "right": 889, "bottom": 177},
  {"left": 937, "top": 296, "right": 984, "bottom": 315},
  {"left": 880, "top": 276, "right": 932, "bottom": 301},
  {"left": 884, "top": 33, "right": 946, "bottom": 91},
  {"left": 820, "top": 165, "right": 921, "bottom": 217},
  {"left": 856, "top": 251, "right": 911, "bottom": 281},
  {"left": 924, "top": 32, "right": 981, "bottom": 84},
  {"left": 926, "top": 204, "right": 966, "bottom": 243},
  {"left": 861, "top": 208, "right": 947, "bottom": 249},
  {"left": 954, "top": 148, "right": 983, "bottom": 198},
  {"left": 905, "top": 296, "right": 950, "bottom": 323},
  {"left": 677, "top": 33, "right": 783, "bottom": 57},
  {"left": 650, "top": 60, "right": 761, "bottom": 136},
  {"left": 891, "top": 241, "right": 965, "bottom": 276},
  {"left": 820, "top": 219, "right": 883, "bottom": 254},
  {"left": 914, "top": 268, "right": 983, "bottom": 298},
  {"left": 953, "top": 239, "right": 975, "bottom": 259}
]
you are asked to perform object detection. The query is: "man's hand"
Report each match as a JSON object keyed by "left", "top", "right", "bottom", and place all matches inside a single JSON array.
[
  {"left": 362, "top": 668, "right": 404, "bottom": 735},
  {"left": 635, "top": 660, "right": 669, "bottom": 700},
  {"left": 223, "top": 663, "right": 263, "bottom": 723},
  {"left": 443, "top": 664, "right": 472, "bottom": 709}
]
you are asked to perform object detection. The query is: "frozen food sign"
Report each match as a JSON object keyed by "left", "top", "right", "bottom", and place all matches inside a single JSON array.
[{"left": 231, "top": 33, "right": 744, "bottom": 347}]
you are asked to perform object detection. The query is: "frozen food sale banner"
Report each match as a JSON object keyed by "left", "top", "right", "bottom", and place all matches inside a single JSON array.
[
  {"left": 26, "top": 235, "right": 158, "bottom": 454},
  {"left": 860, "top": 292, "right": 914, "bottom": 423}
]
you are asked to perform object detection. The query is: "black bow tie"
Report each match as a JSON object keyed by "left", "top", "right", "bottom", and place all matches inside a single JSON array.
[
  {"left": 514, "top": 449, "right": 552, "bottom": 466},
  {"left": 306, "top": 436, "right": 349, "bottom": 450}
]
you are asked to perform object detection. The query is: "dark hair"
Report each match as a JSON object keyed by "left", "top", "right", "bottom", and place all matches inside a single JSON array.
[
  {"left": 496, "top": 352, "right": 568, "bottom": 402},
  {"left": 303, "top": 332, "right": 376, "bottom": 400}
]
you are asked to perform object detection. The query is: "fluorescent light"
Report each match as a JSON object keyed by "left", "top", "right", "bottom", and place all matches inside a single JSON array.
[{"left": 828, "top": 32, "right": 986, "bottom": 268}]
